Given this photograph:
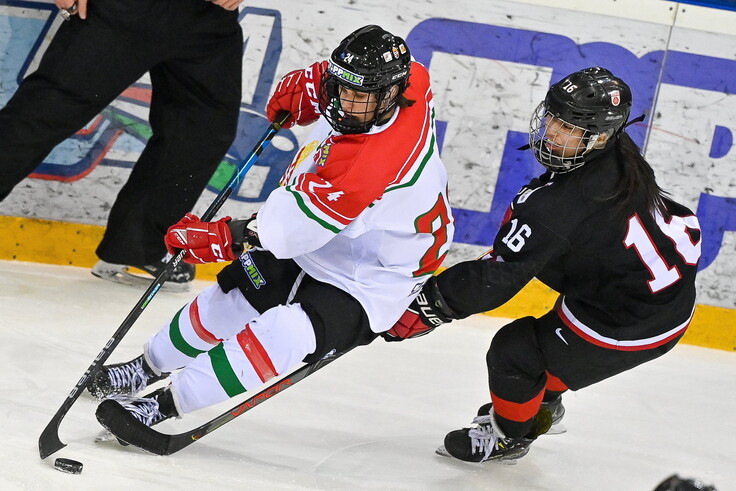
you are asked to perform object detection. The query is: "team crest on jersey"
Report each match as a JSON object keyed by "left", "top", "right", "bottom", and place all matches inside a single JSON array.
[
  {"left": 314, "top": 143, "right": 332, "bottom": 167},
  {"left": 239, "top": 251, "right": 266, "bottom": 289},
  {"left": 281, "top": 140, "right": 320, "bottom": 186}
]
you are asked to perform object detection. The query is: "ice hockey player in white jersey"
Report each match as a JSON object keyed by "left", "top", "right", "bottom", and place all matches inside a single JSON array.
[{"left": 91, "top": 25, "right": 454, "bottom": 443}]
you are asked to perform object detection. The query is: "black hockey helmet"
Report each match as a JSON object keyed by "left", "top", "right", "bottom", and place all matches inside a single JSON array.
[
  {"left": 653, "top": 474, "right": 717, "bottom": 491},
  {"left": 319, "top": 25, "right": 411, "bottom": 134},
  {"left": 529, "top": 67, "right": 633, "bottom": 172}
]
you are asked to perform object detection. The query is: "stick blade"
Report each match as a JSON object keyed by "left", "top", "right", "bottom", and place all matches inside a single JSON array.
[
  {"left": 39, "top": 417, "right": 66, "bottom": 459},
  {"left": 95, "top": 400, "right": 172, "bottom": 455}
]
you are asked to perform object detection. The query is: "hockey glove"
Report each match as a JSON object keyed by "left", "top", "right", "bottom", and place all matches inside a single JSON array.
[
  {"left": 382, "top": 276, "right": 457, "bottom": 342},
  {"left": 165, "top": 213, "right": 238, "bottom": 264},
  {"left": 266, "top": 60, "right": 327, "bottom": 129}
]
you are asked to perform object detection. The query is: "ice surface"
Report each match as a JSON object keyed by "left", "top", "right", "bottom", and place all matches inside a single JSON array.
[{"left": 0, "top": 260, "right": 733, "bottom": 490}]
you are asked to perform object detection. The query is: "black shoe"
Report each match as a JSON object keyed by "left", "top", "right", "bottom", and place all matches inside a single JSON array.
[
  {"left": 439, "top": 417, "right": 533, "bottom": 463},
  {"left": 92, "top": 257, "right": 195, "bottom": 293},
  {"left": 437, "top": 404, "right": 553, "bottom": 463},
  {"left": 96, "top": 387, "right": 179, "bottom": 450},
  {"left": 103, "top": 387, "right": 178, "bottom": 427},
  {"left": 138, "top": 257, "right": 195, "bottom": 284},
  {"left": 88, "top": 355, "right": 168, "bottom": 400},
  {"left": 542, "top": 395, "right": 566, "bottom": 433}
]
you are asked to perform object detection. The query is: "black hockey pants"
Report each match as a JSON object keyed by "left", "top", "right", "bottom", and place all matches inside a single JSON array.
[
  {"left": 0, "top": 0, "right": 243, "bottom": 265},
  {"left": 217, "top": 250, "right": 378, "bottom": 364}
]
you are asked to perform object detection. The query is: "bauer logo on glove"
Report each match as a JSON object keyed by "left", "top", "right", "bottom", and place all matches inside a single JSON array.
[
  {"left": 382, "top": 276, "right": 457, "bottom": 342},
  {"left": 414, "top": 292, "right": 448, "bottom": 327}
]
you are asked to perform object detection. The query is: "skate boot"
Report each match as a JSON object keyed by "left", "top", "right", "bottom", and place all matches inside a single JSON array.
[
  {"left": 437, "top": 404, "right": 553, "bottom": 463},
  {"left": 88, "top": 355, "right": 168, "bottom": 400},
  {"left": 542, "top": 395, "right": 566, "bottom": 434},
  {"left": 92, "top": 256, "right": 195, "bottom": 293},
  {"left": 95, "top": 387, "right": 179, "bottom": 449}
]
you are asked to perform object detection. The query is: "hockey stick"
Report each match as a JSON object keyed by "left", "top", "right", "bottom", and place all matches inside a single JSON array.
[
  {"left": 38, "top": 111, "right": 291, "bottom": 460},
  {"left": 96, "top": 348, "right": 348, "bottom": 455}
]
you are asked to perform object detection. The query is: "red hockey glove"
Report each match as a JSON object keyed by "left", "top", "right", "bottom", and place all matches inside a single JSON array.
[
  {"left": 165, "top": 213, "right": 239, "bottom": 264},
  {"left": 382, "top": 277, "right": 457, "bottom": 342},
  {"left": 266, "top": 60, "right": 327, "bottom": 129}
]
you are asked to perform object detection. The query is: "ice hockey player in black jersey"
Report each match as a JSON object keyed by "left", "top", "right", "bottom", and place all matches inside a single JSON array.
[{"left": 384, "top": 67, "right": 702, "bottom": 463}]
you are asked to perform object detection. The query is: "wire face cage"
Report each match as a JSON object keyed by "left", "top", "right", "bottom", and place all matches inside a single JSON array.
[{"left": 529, "top": 102, "right": 593, "bottom": 173}]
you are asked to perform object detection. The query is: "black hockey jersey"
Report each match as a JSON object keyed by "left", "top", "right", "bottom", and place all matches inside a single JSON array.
[{"left": 438, "top": 149, "right": 701, "bottom": 349}]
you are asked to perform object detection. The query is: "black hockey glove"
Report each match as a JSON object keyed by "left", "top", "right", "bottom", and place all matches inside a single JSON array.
[
  {"left": 382, "top": 276, "right": 457, "bottom": 342},
  {"left": 228, "top": 213, "right": 261, "bottom": 253}
]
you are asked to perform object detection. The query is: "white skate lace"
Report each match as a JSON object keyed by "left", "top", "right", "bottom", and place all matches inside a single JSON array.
[
  {"left": 108, "top": 394, "right": 165, "bottom": 427},
  {"left": 467, "top": 424, "right": 501, "bottom": 462},
  {"left": 107, "top": 358, "right": 148, "bottom": 394}
]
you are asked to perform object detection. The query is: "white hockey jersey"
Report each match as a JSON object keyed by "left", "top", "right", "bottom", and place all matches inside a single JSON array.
[{"left": 257, "top": 62, "right": 454, "bottom": 332}]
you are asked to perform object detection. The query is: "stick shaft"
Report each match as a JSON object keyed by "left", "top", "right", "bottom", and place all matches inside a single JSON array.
[{"left": 38, "top": 112, "right": 290, "bottom": 459}]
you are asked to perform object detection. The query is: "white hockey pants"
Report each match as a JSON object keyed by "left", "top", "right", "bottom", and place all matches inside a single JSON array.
[{"left": 145, "top": 284, "right": 316, "bottom": 414}]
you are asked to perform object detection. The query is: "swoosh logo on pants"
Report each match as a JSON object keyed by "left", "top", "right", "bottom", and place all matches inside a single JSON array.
[{"left": 555, "top": 328, "right": 569, "bottom": 345}]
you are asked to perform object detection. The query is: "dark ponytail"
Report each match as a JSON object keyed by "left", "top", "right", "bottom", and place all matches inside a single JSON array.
[{"left": 609, "top": 132, "right": 670, "bottom": 220}]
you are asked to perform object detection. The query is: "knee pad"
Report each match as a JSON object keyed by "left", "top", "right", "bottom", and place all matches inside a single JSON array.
[{"left": 487, "top": 316, "right": 540, "bottom": 373}]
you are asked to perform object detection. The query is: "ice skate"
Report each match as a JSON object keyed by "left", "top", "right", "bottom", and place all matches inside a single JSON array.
[
  {"left": 541, "top": 395, "right": 566, "bottom": 435},
  {"left": 96, "top": 387, "right": 179, "bottom": 449},
  {"left": 87, "top": 355, "right": 168, "bottom": 400},
  {"left": 91, "top": 256, "right": 195, "bottom": 293},
  {"left": 436, "top": 404, "right": 552, "bottom": 463}
]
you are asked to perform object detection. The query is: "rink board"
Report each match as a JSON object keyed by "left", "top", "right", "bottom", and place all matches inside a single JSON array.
[{"left": 2, "top": 215, "right": 733, "bottom": 352}]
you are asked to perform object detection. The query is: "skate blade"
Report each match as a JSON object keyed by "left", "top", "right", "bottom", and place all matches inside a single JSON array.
[
  {"left": 94, "top": 429, "right": 117, "bottom": 443},
  {"left": 435, "top": 445, "right": 519, "bottom": 465},
  {"left": 91, "top": 264, "right": 190, "bottom": 293},
  {"left": 545, "top": 423, "right": 567, "bottom": 435},
  {"left": 435, "top": 445, "right": 450, "bottom": 457},
  {"left": 94, "top": 428, "right": 130, "bottom": 446}
]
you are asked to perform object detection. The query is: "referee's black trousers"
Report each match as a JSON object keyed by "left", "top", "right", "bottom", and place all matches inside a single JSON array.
[{"left": 0, "top": 0, "right": 243, "bottom": 265}]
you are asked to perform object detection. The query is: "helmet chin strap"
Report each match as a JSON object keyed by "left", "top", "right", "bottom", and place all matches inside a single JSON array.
[
  {"left": 585, "top": 131, "right": 609, "bottom": 152},
  {"left": 585, "top": 113, "right": 646, "bottom": 153},
  {"left": 624, "top": 113, "right": 646, "bottom": 128}
]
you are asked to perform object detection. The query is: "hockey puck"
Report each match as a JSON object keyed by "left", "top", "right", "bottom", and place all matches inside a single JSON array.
[{"left": 53, "top": 458, "right": 83, "bottom": 474}]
